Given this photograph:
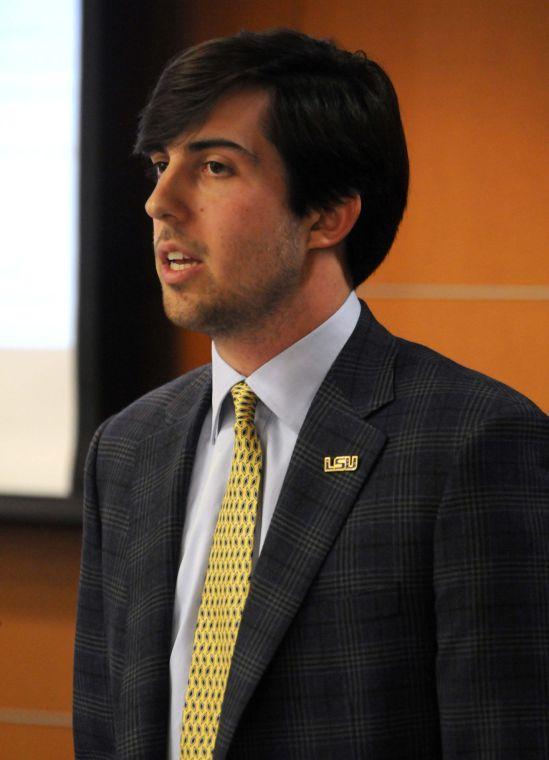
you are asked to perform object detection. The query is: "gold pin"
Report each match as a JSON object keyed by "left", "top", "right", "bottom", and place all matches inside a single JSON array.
[{"left": 324, "top": 455, "right": 359, "bottom": 473}]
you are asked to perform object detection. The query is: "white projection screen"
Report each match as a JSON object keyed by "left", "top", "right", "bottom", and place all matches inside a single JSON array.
[{"left": 0, "top": 1, "right": 81, "bottom": 499}]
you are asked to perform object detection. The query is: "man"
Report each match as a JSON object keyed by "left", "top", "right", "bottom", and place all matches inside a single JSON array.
[{"left": 74, "top": 29, "right": 548, "bottom": 759}]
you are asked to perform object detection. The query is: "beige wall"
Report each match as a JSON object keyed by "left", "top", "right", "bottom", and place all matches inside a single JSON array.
[{"left": 2, "top": 2, "right": 546, "bottom": 756}]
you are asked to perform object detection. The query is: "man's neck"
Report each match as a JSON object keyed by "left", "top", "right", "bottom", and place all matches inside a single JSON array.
[{"left": 214, "top": 288, "right": 352, "bottom": 376}]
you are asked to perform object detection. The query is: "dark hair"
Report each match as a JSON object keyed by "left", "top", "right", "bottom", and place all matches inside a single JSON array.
[{"left": 135, "top": 29, "right": 409, "bottom": 286}]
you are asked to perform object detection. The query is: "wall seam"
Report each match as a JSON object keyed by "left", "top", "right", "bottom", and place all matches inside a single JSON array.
[
  {"left": 0, "top": 708, "right": 72, "bottom": 728},
  {"left": 360, "top": 283, "right": 549, "bottom": 300}
]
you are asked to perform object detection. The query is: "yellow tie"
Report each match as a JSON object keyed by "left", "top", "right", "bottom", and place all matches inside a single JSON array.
[{"left": 180, "top": 381, "right": 262, "bottom": 758}]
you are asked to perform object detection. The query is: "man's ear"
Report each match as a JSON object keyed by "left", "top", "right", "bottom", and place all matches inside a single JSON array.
[{"left": 306, "top": 194, "right": 361, "bottom": 251}]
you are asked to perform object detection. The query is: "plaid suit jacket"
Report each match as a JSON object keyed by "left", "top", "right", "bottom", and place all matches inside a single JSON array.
[{"left": 74, "top": 301, "right": 548, "bottom": 759}]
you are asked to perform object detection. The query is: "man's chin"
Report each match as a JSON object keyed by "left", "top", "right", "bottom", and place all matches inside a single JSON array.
[
  {"left": 160, "top": 287, "right": 278, "bottom": 338},
  {"left": 161, "top": 291, "right": 203, "bottom": 331},
  {"left": 163, "top": 305, "right": 203, "bottom": 332},
  {"left": 162, "top": 297, "right": 224, "bottom": 335}
]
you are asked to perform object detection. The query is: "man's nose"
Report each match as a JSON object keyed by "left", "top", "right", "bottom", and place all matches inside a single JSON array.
[{"left": 145, "top": 168, "right": 190, "bottom": 222}]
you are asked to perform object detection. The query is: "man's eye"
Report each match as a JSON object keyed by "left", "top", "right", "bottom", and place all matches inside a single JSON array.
[
  {"left": 146, "top": 161, "right": 167, "bottom": 182},
  {"left": 203, "top": 160, "right": 231, "bottom": 176}
]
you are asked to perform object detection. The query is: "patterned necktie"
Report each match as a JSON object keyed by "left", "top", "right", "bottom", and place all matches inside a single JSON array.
[{"left": 180, "top": 381, "right": 262, "bottom": 759}]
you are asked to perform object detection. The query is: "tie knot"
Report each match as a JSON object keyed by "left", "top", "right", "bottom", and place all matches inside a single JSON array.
[{"left": 231, "top": 381, "right": 258, "bottom": 424}]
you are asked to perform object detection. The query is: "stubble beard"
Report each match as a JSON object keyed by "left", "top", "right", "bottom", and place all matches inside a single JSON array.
[{"left": 161, "top": 223, "right": 305, "bottom": 340}]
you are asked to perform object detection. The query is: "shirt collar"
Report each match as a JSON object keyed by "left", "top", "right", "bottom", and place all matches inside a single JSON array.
[{"left": 210, "top": 291, "right": 361, "bottom": 441}]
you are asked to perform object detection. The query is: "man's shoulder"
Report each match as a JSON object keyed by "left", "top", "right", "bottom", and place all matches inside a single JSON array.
[
  {"left": 350, "top": 301, "right": 544, "bottom": 424},
  {"left": 390, "top": 332, "right": 544, "bottom": 422},
  {"left": 98, "top": 363, "right": 212, "bottom": 444}
]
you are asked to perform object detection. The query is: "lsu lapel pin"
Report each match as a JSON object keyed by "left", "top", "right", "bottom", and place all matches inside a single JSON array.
[{"left": 324, "top": 455, "right": 359, "bottom": 472}]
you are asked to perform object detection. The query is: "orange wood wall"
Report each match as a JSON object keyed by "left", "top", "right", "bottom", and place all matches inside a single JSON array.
[
  {"left": 0, "top": 526, "right": 79, "bottom": 758},
  {"left": 2, "top": 2, "right": 546, "bottom": 757}
]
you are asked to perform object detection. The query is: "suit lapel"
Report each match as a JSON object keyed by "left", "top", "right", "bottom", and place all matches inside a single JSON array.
[
  {"left": 121, "top": 368, "right": 211, "bottom": 754},
  {"left": 217, "top": 302, "right": 398, "bottom": 753}
]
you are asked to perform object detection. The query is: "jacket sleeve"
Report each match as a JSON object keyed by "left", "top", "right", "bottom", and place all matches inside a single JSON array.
[
  {"left": 73, "top": 421, "right": 116, "bottom": 759},
  {"left": 434, "top": 407, "right": 549, "bottom": 758}
]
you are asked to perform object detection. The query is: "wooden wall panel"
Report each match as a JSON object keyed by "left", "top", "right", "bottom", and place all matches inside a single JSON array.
[
  {"left": 0, "top": 526, "right": 79, "bottom": 757},
  {"left": 302, "top": 0, "right": 548, "bottom": 285},
  {"left": 0, "top": 724, "right": 72, "bottom": 760},
  {"left": 1, "top": 527, "right": 80, "bottom": 711}
]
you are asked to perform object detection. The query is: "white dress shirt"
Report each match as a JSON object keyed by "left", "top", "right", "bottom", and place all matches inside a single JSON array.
[{"left": 168, "top": 291, "right": 361, "bottom": 758}]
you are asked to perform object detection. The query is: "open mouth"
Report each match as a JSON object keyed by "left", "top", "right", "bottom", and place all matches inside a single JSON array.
[{"left": 166, "top": 251, "right": 201, "bottom": 271}]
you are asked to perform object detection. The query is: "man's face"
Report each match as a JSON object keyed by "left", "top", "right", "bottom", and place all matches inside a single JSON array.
[{"left": 145, "top": 89, "right": 312, "bottom": 338}]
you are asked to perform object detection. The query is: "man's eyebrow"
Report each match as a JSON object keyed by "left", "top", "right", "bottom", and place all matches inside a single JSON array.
[{"left": 186, "top": 138, "right": 260, "bottom": 164}]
